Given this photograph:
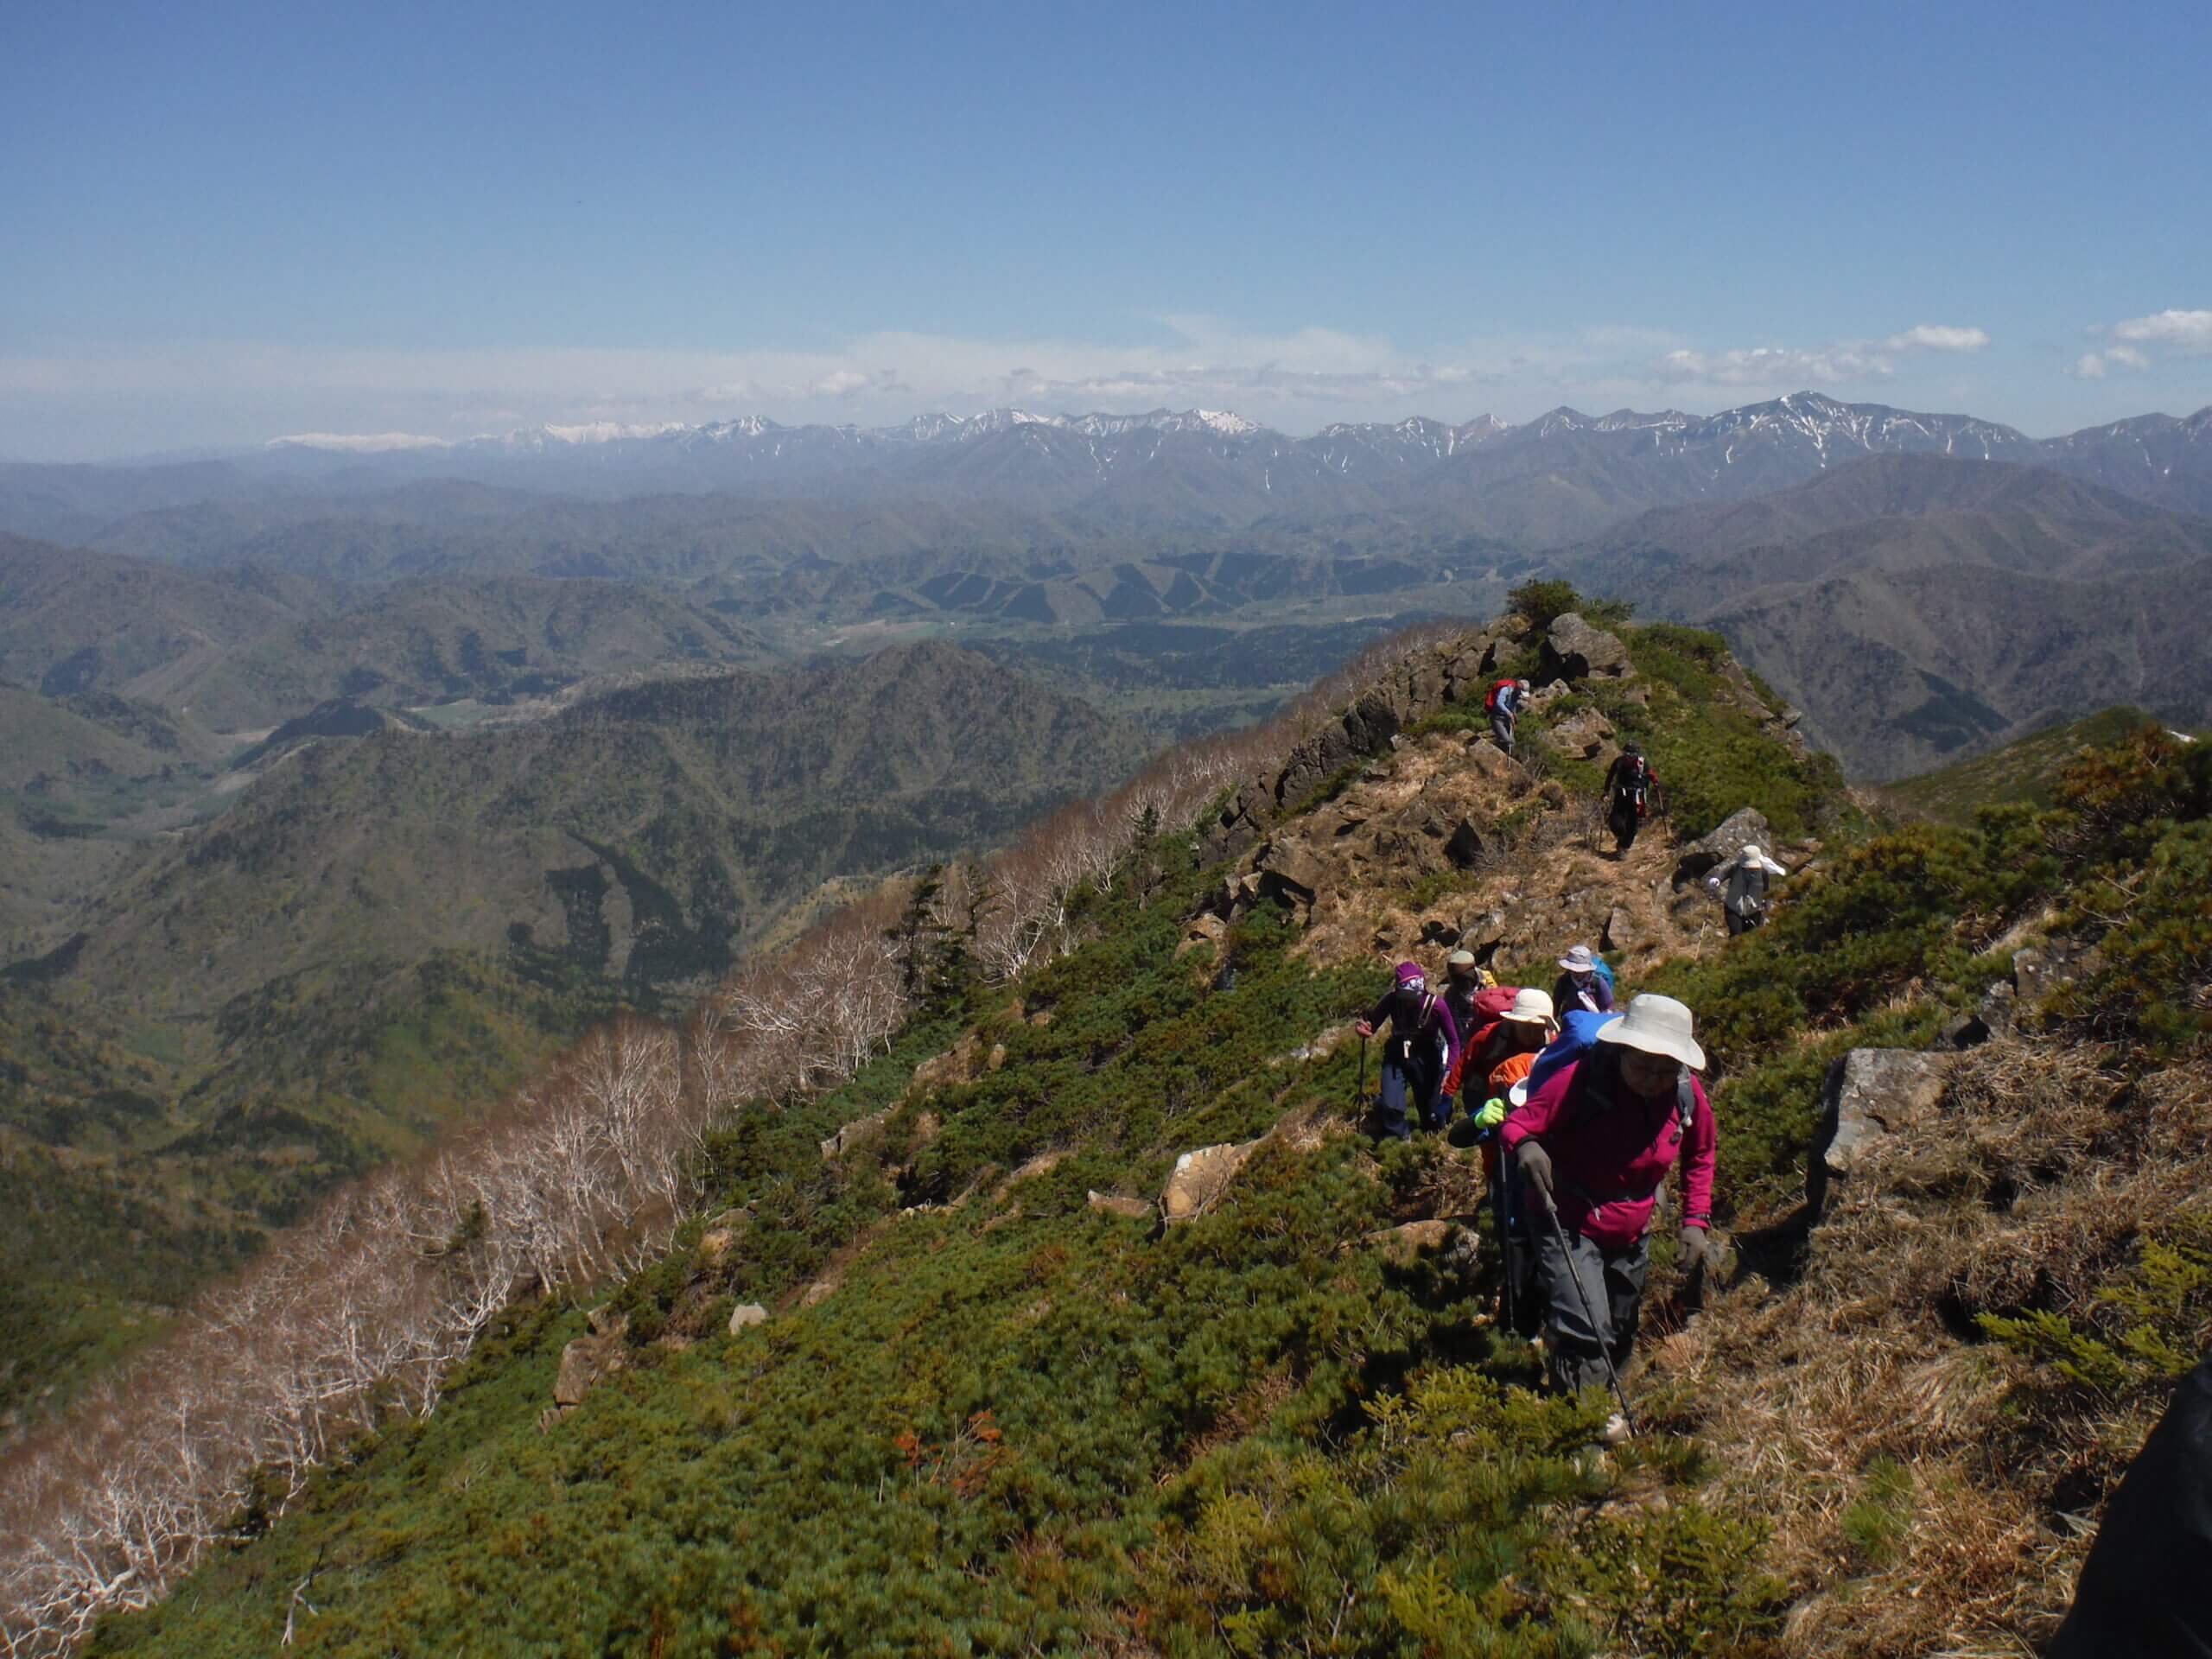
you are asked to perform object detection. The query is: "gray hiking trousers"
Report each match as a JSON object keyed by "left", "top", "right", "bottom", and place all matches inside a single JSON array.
[
  {"left": 1491, "top": 710, "right": 1516, "bottom": 754},
  {"left": 1535, "top": 1223, "right": 1649, "bottom": 1395}
]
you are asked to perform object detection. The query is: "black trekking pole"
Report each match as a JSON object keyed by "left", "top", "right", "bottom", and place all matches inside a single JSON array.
[
  {"left": 1538, "top": 1201, "right": 1637, "bottom": 1436},
  {"left": 1492, "top": 1157, "right": 1517, "bottom": 1334},
  {"left": 1356, "top": 1033, "right": 1369, "bottom": 1113}
]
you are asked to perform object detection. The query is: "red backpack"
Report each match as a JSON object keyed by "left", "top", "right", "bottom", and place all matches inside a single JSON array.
[
  {"left": 1446, "top": 984, "right": 1522, "bottom": 1095},
  {"left": 1484, "top": 678, "right": 1518, "bottom": 714}
]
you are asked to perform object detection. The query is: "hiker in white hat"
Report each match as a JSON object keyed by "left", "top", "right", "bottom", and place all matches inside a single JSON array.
[
  {"left": 1551, "top": 943, "right": 1615, "bottom": 1016},
  {"left": 1705, "top": 843, "right": 1789, "bottom": 937},
  {"left": 1499, "top": 993, "right": 1718, "bottom": 1440}
]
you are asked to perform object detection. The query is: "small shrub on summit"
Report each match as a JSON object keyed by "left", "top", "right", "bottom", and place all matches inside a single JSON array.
[{"left": 1507, "top": 579, "right": 1583, "bottom": 630}]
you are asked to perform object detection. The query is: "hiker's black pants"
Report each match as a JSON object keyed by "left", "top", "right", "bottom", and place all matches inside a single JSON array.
[
  {"left": 1535, "top": 1223, "right": 1649, "bottom": 1395},
  {"left": 1726, "top": 906, "right": 1765, "bottom": 938},
  {"left": 1491, "top": 711, "right": 1515, "bottom": 754},
  {"left": 1377, "top": 1052, "right": 1446, "bottom": 1140},
  {"left": 1609, "top": 795, "right": 1640, "bottom": 853}
]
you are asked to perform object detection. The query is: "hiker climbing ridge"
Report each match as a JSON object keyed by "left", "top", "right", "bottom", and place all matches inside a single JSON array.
[
  {"left": 1502, "top": 994, "right": 1717, "bottom": 1444},
  {"left": 1601, "top": 741, "right": 1659, "bottom": 856},
  {"left": 1356, "top": 961, "right": 1461, "bottom": 1141},
  {"left": 1707, "top": 842, "right": 1787, "bottom": 936},
  {"left": 1485, "top": 676, "right": 1531, "bottom": 756}
]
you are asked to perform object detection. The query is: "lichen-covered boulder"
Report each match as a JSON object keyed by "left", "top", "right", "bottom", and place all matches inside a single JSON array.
[{"left": 1161, "top": 1140, "right": 1260, "bottom": 1223}]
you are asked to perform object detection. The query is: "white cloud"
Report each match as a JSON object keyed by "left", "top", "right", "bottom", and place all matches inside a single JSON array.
[
  {"left": 2068, "top": 308, "right": 2209, "bottom": 380},
  {"left": 1881, "top": 324, "right": 1991, "bottom": 353},
  {"left": 2109, "top": 308, "right": 2212, "bottom": 353},
  {"left": 2069, "top": 345, "right": 2152, "bottom": 379},
  {"left": 1649, "top": 323, "right": 1988, "bottom": 389}
]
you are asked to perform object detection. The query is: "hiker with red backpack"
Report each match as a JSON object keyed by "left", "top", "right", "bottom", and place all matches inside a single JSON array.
[
  {"left": 1501, "top": 994, "right": 1717, "bottom": 1442},
  {"left": 1356, "top": 961, "right": 1461, "bottom": 1140},
  {"left": 1485, "top": 677, "right": 1531, "bottom": 756},
  {"left": 1602, "top": 742, "right": 1659, "bottom": 855}
]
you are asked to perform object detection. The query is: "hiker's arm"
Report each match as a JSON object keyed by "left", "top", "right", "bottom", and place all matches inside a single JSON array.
[
  {"left": 1680, "top": 1080, "right": 1718, "bottom": 1230},
  {"left": 1499, "top": 1067, "right": 1567, "bottom": 1152},
  {"left": 1360, "top": 993, "right": 1391, "bottom": 1034},
  {"left": 1434, "top": 1001, "right": 1461, "bottom": 1077}
]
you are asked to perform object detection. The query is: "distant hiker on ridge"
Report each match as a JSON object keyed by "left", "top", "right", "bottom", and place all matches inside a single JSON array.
[
  {"left": 1706, "top": 842, "right": 1788, "bottom": 937},
  {"left": 1602, "top": 741, "right": 1659, "bottom": 856},
  {"left": 1357, "top": 961, "right": 1461, "bottom": 1141},
  {"left": 1485, "top": 677, "right": 1531, "bottom": 756},
  {"left": 1502, "top": 994, "right": 1718, "bottom": 1443},
  {"left": 1552, "top": 944, "right": 1614, "bottom": 1016}
]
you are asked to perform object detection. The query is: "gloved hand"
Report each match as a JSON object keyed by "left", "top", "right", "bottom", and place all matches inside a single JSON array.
[
  {"left": 1515, "top": 1141, "right": 1555, "bottom": 1213},
  {"left": 1472, "top": 1096, "right": 1507, "bottom": 1132},
  {"left": 1678, "top": 1226, "right": 1712, "bottom": 1273}
]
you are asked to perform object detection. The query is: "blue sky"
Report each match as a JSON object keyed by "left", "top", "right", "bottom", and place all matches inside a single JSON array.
[{"left": 3, "top": 0, "right": 2208, "bottom": 458}]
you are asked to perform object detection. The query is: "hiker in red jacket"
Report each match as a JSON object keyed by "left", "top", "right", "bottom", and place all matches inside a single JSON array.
[{"left": 1500, "top": 994, "right": 1716, "bottom": 1437}]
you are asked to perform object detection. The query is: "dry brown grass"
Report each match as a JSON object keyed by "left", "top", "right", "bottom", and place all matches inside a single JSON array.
[{"left": 1643, "top": 1039, "right": 2212, "bottom": 1657}]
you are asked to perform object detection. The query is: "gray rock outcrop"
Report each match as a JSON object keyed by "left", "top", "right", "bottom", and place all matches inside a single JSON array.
[
  {"left": 1808, "top": 1048, "right": 1957, "bottom": 1215},
  {"left": 1537, "top": 614, "right": 1632, "bottom": 684},
  {"left": 1672, "top": 808, "right": 1777, "bottom": 887}
]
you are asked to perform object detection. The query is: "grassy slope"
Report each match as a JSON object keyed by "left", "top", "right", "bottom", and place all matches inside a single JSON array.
[
  {"left": 83, "top": 636, "right": 2212, "bottom": 1655},
  {"left": 1878, "top": 705, "right": 2162, "bottom": 822}
]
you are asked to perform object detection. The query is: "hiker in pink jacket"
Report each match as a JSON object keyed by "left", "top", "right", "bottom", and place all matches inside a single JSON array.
[{"left": 1500, "top": 994, "right": 1717, "bottom": 1427}]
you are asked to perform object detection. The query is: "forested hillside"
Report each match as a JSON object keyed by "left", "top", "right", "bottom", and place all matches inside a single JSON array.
[
  {"left": 7, "top": 599, "right": 2203, "bottom": 1655},
  {"left": 0, "top": 641, "right": 1149, "bottom": 1430}
]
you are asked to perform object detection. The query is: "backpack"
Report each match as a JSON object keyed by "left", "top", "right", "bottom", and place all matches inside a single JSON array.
[
  {"left": 1591, "top": 955, "right": 1616, "bottom": 993},
  {"left": 1485, "top": 677, "right": 1517, "bottom": 715},
  {"left": 1612, "top": 754, "right": 1651, "bottom": 815},
  {"left": 1446, "top": 985, "right": 1521, "bottom": 1095}
]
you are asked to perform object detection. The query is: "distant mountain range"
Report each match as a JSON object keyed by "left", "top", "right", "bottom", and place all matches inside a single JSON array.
[
  {"left": 1555, "top": 454, "right": 2212, "bottom": 777},
  {"left": 4, "top": 391, "right": 2211, "bottom": 785},
  {"left": 7, "top": 393, "right": 2209, "bottom": 546}
]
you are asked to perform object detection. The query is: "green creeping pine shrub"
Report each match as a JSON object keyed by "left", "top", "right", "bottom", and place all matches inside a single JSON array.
[
  {"left": 1567, "top": 625, "right": 1850, "bottom": 842},
  {"left": 1838, "top": 1455, "right": 1916, "bottom": 1569},
  {"left": 2056, "top": 819, "right": 2212, "bottom": 1055},
  {"left": 1140, "top": 1364, "right": 1780, "bottom": 1658},
  {"left": 1507, "top": 579, "right": 1583, "bottom": 630},
  {"left": 96, "top": 810, "right": 1768, "bottom": 1658},
  {"left": 1980, "top": 1217, "right": 2212, "bottom": 1398}
]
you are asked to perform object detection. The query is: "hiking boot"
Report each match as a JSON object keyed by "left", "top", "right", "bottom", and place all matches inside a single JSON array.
[{"left": 1599, "top": 1412, "right": 1632, "bottom": 1446}]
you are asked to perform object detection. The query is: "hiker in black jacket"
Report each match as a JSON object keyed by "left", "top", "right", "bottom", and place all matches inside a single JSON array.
[
  {"left": 2049, "top": 1347, "right": 2212, "bottom": 1657},
  {"left": 1602, "top": 743, "right": 1657, "bottom": 856}
]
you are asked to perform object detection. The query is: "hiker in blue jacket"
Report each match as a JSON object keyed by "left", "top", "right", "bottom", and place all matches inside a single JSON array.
[
  {"left": 1486, "top": 677, "right": 1531, "bottom": 755},
  {"left": 1357, "top": 961, "right": 1461, "bottom": 1140},
  {"left": 1552, "top": 944, "right": 1615, "bottom": 1016}
]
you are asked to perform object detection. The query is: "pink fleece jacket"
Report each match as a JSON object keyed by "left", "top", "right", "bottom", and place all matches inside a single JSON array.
[{"left": 1501, "top": 1057, "right": 1716, "bottom": 1249}]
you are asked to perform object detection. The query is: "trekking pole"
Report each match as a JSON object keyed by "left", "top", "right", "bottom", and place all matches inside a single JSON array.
[
  {"left": 1356, "top": 1033, "right": 1369, "bottom": 1111},
  {"left": 1538, "top": 1201, "right": 1637, "bottom": 1436},
  {"left": 1493, "top": 1157, "right": 1517, "bottom": 1334}
]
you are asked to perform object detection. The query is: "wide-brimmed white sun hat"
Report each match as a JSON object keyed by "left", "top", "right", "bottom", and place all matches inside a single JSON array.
[
  {"left": 1741, "top": 843, "right": 1786, "bottom": 875},
  {"left": 1557, "top": 944, "right": 1598, "bottom": 975},
  {"left": 1502, "top": 988, "right": 1555, "bottom": 1026},
  {"left": 1595, "top": 993, "right": 1707, "bottom": 1071}
]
